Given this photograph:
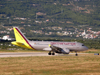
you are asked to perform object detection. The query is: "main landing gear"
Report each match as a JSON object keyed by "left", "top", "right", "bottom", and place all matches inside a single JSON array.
[{"left": 48, "top": 51, "right": 55, "bottom": 55}]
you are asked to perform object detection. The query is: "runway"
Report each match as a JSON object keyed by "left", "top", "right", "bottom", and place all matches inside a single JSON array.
[
  {"left": 0, "top": 52, "right": 90, "bottom": 57},
  {"left": 0, "top": 52, "right": 50, "bottom": 57}
]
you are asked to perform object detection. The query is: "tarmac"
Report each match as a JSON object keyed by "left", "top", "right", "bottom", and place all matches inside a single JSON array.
[{"left": 0, "top": 52, "right": 90, "bottom": 57}]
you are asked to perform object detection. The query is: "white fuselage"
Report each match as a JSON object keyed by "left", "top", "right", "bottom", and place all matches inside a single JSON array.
[{"left": 29, "top": 41, "right": 88, "bottom": 52}]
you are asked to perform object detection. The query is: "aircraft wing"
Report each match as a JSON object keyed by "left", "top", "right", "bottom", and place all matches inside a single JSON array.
[{"left": 50, "top": 45, "right": 70, "bottom": 54}]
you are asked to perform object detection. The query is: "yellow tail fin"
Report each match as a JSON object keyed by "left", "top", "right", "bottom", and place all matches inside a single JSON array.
[{"left": 11, "top": 27, "right": 34, "bottom": 50}]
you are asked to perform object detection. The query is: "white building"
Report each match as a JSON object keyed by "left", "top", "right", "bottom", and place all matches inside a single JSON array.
[
  {"left": 2, "top": 35, "right": 14, "bottom": 40},
  {"left": 82, "top": 30, "right": 86, "bottom": 36}
]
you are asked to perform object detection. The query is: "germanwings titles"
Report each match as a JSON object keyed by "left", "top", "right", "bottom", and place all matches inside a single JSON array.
[
  {"left": 51, "top": 42, "right": 76, "bottom": 45},
  {"left": 11, "top": 27, "right": 88, "bottom": 56}
]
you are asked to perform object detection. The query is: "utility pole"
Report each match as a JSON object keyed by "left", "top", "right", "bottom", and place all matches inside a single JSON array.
[{"left": 36, "top": 14, "right": 37, "bottom": 19}]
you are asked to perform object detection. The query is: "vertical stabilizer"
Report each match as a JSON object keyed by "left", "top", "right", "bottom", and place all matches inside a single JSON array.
[
  {"left": 13, "top": 27, "right": 28, "bottom": 42},
  {"left": 11, "top": 27, "right": 34, "bottom": 50}
]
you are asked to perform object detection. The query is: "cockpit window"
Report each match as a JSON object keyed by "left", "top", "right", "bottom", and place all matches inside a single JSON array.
[{"left": 82, "top": 44, "right": 84, "bottom": 46}]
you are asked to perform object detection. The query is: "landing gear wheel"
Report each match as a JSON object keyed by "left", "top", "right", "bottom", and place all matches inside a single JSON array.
[
  {"left": 75, "top": 53, "right": 78, "bottom": 56},
  {"left": 48, "top": 52, "right": 51, "bottom": 55},
  {"left": 52, "top": 53, "right": 55, "bottom": 55},
  {"left": 75, "top": 52, "right": 78, "bottom": 56}
]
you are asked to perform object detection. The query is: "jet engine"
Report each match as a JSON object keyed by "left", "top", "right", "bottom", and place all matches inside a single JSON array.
[{"left": 61, "top": 48, "right": 70, "bottom": 54}]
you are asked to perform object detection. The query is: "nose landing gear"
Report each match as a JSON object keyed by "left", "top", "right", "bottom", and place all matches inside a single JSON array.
[{"left": 75, "top": 52, "right": 78, "bottom": 56}]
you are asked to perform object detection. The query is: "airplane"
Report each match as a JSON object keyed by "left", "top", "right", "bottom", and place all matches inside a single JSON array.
[{"left": 11, "top": 27, "right": 88, "bottom": 56}]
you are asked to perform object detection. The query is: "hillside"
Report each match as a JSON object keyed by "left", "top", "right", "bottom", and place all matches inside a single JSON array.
[{"left": 0, "top": 0, "right": 100, "bottom": 39}]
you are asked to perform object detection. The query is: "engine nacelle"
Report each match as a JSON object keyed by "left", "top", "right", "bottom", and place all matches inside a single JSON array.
[{"left": 61, "top": 48, "right": 70, "bottom": 54}]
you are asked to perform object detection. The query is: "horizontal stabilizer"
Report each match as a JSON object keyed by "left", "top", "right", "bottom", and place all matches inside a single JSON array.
[
  {"left": 11, "top": 41, "right": 31, "bottom": 49},
  {"left": 11, "top": 41, "right": 24, "bottom": 45}
]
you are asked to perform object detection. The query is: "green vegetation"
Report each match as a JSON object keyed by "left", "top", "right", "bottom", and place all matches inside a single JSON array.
[
  {"left": 1, "top": 0, "right": 100, "bottom": 42},
  {"left": 85, "top": 49, "right": 100, "bottom": 53},
  {"left": 0, "top": 0, "right": 100, "bottom": 34},
  {"left": 0, "top": 0, "right": 100, "bottom": 25}
]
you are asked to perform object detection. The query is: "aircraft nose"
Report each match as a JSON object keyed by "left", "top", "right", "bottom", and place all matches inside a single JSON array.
[{"left": 84, "top": 46, "right": 88, "bottom": 50}]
